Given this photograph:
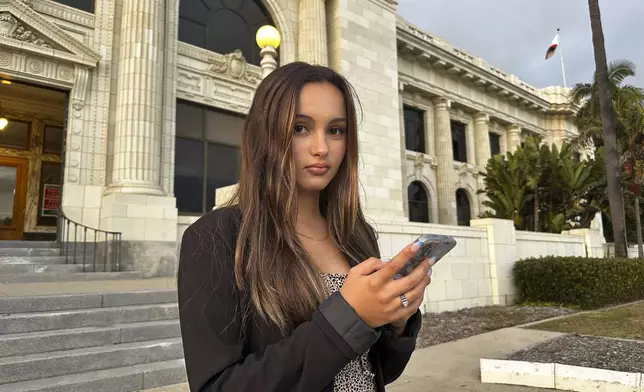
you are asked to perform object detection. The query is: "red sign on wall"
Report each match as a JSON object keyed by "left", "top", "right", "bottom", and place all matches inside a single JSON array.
[{"left": 42, "top": 184, "right": 60, "bottom": 217}]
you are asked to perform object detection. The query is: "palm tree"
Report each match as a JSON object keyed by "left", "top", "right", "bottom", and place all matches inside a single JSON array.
[
  {"left": 571, "top": 59, "right": 644, "bottom": 150},
  {"left": 571, "top": 60, "right": 644, "bottom": 258},
  {"left": 585, "top": 0, "right": 628, "bottom": 258}
]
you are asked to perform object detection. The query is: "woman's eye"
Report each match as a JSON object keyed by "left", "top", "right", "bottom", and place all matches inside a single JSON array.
[
  {"left": 329, "top": 127, "right": 345, "bottom": 136},
  {"left": 294, "top": 124, "right": 308, "bottom": 134}
]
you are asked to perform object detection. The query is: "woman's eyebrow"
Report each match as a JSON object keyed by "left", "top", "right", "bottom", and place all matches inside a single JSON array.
[{"left": 295, "top": 113, "right": 346, "bottom": 122}]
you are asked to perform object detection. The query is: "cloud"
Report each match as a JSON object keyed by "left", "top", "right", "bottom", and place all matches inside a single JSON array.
[{"left": 397, "top": 0, "right": 643, "bottom": 89}]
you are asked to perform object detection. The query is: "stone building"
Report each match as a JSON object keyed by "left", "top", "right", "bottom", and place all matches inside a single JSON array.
[{"left": 0, "top": 0, "right": 580, "bottom": 275}]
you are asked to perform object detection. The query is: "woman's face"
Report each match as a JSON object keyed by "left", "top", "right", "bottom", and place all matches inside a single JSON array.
[{"left": 291, "top": 82, "right": 347, "bottom": 193}]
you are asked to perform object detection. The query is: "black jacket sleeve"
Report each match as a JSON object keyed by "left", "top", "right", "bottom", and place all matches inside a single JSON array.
[
  {"left": 177, "top": 208, "right": 381, "bottom": 392},
  {"left": 377, "top": 310, "right": 422, "bottom": 385}
]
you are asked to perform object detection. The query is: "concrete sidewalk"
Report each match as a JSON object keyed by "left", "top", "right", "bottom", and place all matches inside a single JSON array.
[
  {"left": 142, "top": 327, "right": 564, "bottom": 392},
  {"left": 387, "top": 326, "right": 564, "bottom": 391}
]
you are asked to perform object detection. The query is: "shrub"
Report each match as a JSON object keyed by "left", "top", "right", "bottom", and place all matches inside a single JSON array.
[{"left": 513, "top": 256, "right": 644, "bottom": 309}]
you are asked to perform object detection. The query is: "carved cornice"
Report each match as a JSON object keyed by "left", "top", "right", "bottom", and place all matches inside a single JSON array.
[
  {"left": 31, "top": 0, "right": 95, "bottom": 28},
  {"left": 178, "top": 42, "right": 261, "bottom": 87},
  {"left": 405, "top": 151, "right": 437, "bottom": 171},
  {"left": 399, "top": 74, "right": 548, "bottom": 135},
  {"left": 177, "top": 43, "right": 261, "bottom": 115},
  {"left": 0, "top": 0, "right": 99, "bottom": 67},
  {"left": 396, "top": 17, "right": 578, "bottom": 115},
  {"left": 0, "top": 11, "right": 58, "bottom": 47},
  {"left": 367, "top": 0, "right": 397, "bottom": 13},
  {"left": 209, "top": 49, "right": 259, "bottom": 85}
]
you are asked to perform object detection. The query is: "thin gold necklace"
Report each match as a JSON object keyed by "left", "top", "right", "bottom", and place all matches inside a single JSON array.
[{"left": 297, "top": 231, "right": 329, "bottom": 242}]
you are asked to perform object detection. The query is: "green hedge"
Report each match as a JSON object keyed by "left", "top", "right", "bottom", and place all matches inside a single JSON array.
[{"left": 513, "top": 256, "right": 644, "bottom": 309}]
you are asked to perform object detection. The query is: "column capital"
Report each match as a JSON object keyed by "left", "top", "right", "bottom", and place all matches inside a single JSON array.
[
  {"left": 473, "top": 112, "right": 489, "bottom": 124},
  {"left": 433, "top": 97, "right": 451, "bottom": 110},
  {"left": 507, "top": 124, "right": 522, "bottom": 134}
]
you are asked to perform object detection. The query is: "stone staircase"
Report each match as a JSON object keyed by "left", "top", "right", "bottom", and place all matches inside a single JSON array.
[
  {"left": 0, "top": 241, "right": 141, "bottom": 283},
  {"left": 0, "top": 289, "right": 186, "bottom": 391},
  {"left": 0, "top": 241, "right": 187, "bottom": 391}
]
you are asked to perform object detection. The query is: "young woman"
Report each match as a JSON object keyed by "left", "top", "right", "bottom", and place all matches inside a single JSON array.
[{"left": 178, "top": 62, "right": 434, "bottom": 392}]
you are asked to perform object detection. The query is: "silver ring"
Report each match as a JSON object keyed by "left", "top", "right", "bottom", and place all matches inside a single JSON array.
[{"left": 400, "top": 293, "right": 409, "bottom": 308}]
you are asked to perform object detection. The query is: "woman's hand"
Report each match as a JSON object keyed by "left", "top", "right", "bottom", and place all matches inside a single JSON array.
[
  {"left": 389, "top": 257, "right": 435, "bottom": 335},
  {"left": 339, "top": 241, "right": 432, "bottom": 329}
]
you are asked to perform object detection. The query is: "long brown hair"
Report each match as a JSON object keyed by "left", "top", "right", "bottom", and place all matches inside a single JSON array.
[{"left": 223, "top": 62, "right": 380, "bottom": 334}]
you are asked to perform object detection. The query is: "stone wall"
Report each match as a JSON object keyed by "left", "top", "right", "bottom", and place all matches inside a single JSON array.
[
  {"left": 377, "top": 218, "right": 603, "bottom": 314},
  {"left": 327, "top": 0, "right": 407, "bottom": 222}
]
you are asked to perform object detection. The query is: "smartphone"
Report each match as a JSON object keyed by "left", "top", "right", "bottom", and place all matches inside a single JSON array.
[{"left": 395, "top": 234, "right": 457, "bottom": 277}]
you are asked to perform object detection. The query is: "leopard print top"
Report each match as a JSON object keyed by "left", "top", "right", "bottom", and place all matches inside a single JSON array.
[{"left": 322, "top": 273, "right": 377, "bottom": 392}]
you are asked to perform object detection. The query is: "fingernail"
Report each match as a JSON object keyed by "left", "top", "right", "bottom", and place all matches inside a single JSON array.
[
  {"left": 381, "top": 257, "right": 391, "bottom": 263},
  {"left": 429, "top": 257, "right": 437, "bottom": 266},
  {"left": 410, "top": 241, "right": 421, "bottom": 252},
  {"left": 427, "top": 267, "right": 433, "bottom": 277}
]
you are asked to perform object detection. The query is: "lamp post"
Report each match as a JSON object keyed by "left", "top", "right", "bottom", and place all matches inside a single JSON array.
[{"left": 256, "top": 25, "right": 281, "bottom": 79}]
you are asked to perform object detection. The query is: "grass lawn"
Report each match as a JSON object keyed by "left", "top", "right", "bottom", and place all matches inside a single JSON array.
[{"left": 526, "top": 301, "right": 644, "bottom": 340}]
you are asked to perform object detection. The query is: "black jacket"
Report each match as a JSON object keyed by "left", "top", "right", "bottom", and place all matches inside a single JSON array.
[{"left": 177, "top": 206, "right": 422, "bottom": 392}]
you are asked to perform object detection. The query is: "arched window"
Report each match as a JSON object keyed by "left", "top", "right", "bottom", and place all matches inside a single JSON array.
[
  {"left": 179, "top": 0, "right": 275, "bottom": 66},
  {"left": 456, "top": 189, "right": 471, "bottom": 226},
  {"left": 408, "top": 181, "right": 430, "bottom": 223}
]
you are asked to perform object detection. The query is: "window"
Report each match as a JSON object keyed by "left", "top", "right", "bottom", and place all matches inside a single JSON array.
[
  {"left": 489, "top": 132, "right": 501, "bottom": 157},
  {"left": 456, "top": 189, "right": 471, "bottom": 226},
  {"left": 403, "top": 105, "right": 426, "bottom": 153},
  {"left": 43, "top": 125, "right": 64, "bottom": 154},
  {"left": 53, "top": 0, "right": 94, "bottom": 13},
  {"left": 451, "top": 121, "right": 467, "bottom": 163},
  {"left": 408, "top": 181, "right": 430, "bottom": 223},
  {"left": 175, "top": 100, "right": 245, "bottom": 214},
  {"left": 0, "top": 120, "right": 30, "bottom": 150},
  {"left": 179, "top": 0, "right": 275, "bottom": 66}
]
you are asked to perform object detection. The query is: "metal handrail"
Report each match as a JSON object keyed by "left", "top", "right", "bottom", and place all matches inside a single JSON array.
[{"left": 56, "top": 208, "right": 123, "bottom": 272}]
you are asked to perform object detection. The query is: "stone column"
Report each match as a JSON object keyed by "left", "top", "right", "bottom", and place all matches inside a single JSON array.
[
  {"left": 474, "top": 113, "right": 491, "bottom": 212},
  {"left": 434, "top": 98, "right": 457, "bottom": 225},
  {"left": 474, "top": 113, "right": 491, "bottom": 166},
  {"left": 100, "top": 0, "right": 178, "bottom": 277},
  {"left": 298, "top": 0, "right": 328, "bottom": 65},
  {"left": 107, "top": 0, "right": 164, "bottom": 196},
  {"left": 507, "top": 124, "right": 522, "bottom": 153}
]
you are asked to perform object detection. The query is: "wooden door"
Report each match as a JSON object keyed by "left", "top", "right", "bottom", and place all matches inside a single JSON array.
[{"left": 0, "top": 156, "right": 28, "bottom": 240}]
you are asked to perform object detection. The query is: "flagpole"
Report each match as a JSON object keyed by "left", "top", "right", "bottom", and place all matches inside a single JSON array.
[{"left": 558, "top": 28, "right": 568, "bottom": 88}]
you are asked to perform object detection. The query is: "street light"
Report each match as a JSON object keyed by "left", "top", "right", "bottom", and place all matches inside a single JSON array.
[{"left": 256, "top": 25, "right": 281, "bottom": 78}]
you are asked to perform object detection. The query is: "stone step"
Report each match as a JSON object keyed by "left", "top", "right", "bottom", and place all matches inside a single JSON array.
[
  {"left": 0, "top": 289, "right": 177, "bottom": 313},
  {"left": 0, "top": 248, "right": 60, "bottom": 257},
  {"left": 0, "top": 271, "right": 142, "bottom": 283},
  {"left": 0, "top": 256, "right": 69, "bottom": 264},
  {"left": 0, "top": 337, "right": 183, "bottom": 384},
  {"left": 0, "top": 358, "right": 186, "bottom": 392},
  {"left": 0, "top": 263, "right": 85, "bottom": 274},
  {"left": 0, "top": 319, "right": 181, "bottom": 357},
  {"left": 0, "top": 241, "right": 57, "bottom": 249},
  {"left": 0, "top": 303, "right": 178, "bottom": 334}
]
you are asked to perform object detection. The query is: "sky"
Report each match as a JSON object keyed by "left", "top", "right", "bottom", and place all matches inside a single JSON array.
[{"left": 397, "top": 0, "right": 643, "bottom": 90}]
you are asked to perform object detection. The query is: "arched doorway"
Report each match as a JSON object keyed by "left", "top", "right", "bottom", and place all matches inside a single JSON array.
[
  {"left": 456, "top": 188, "right": 471, "bottom": 226},
  {"left": 408, "top": 181, "right": 430, "bottom": 223}
]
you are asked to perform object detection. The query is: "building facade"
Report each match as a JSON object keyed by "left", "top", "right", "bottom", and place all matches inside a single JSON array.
[{"left": 0, "top": 0, "right": 580, "bottom": 276}]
